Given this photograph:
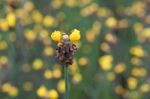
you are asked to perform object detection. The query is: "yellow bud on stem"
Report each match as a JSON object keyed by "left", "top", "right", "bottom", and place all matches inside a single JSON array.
[
  {"left": 69, "top": 29, "right": 81, "bottom": 41},
  {"left": 51, "top": 31, "right": 62, "bottom": 42}
]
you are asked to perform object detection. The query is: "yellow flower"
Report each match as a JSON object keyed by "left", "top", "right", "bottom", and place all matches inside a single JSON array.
[
  {"left": 24, "top": 1, "right": 34, "bottom": 12},
  {"left": 52, "top": 68, "right": 62, "bottom": 78},
  {"left": 127, "top": 77, "right": 137, "bottom": 90},
  {"left": 37, "top": 85, "right": 47, "bottom": 97},
  {"left": 32, "top": 58, "right": 44, "bottom": 70},
  {"left": 114, "top": 63, "right": 126, "bottom": 74},
  {"left": 24, "top": 30, "right": 37, "bottom": 41},
  {"left": 106, "top": 17, "right": 117, "bottom": 28},
  {"left": 0, "top": 40, "right": 8, "bottom": 50},
  {"left": 140, "top": 84, "right": 150, "bottom": 93},
  {"left": 57, "top": 80, "right": 65, "bottom": 93},
  {"left": 78, "top": 57, "right": 88, "bottom": 66},
  {"left": 130, "top": 46, "right": 144, "bottom": 57},
  {"left": 69, "top": 29, "right": 81, "bottom": 41},
  {"left": 1, "top": 83, "right": 11, "bottom": 93},
  {"left": 44, "top": 70, "right": 53, "bottom": 79},
  {"left": 48, "top": 89, "right": 58, "bottom": 99},
  {"left": 107, "top": 72, "right": 115, "bottom": 81},
  {"left": 0, "top": 19, "right": 9, "bottom": 31},
  {"left": 99, "top": 55, "right": 113, "bottom": 71},
  {"left": 32, "top": 10, "right": 43, "bottom": 24},
  {"left": 23, "top": 82, "right": 33, "bottom": 91},
  {"left": 43, "top": 15, "right": 54, "bottom": 27},
  {"left": 51, "top": 31, "right": 62, "bottom": 42},
  {"left": 0, "top": 56, "right": 8, "bottom": 66},
  {"left": 73, "top": 73, "right": 82, "bottom": 83},
  {"left": 8, "top": 87, "right": 19, "bottom": 97},
  {"left": 6, "top": 12, "right": 16, "bottom": 28},
  {"left": 43, "top": 46, "right": 54, "bottom": 57}
]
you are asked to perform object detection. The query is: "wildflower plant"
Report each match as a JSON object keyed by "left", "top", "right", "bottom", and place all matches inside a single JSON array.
[{"left": 51, "top": 29, "right": 81, "bottom": 99}]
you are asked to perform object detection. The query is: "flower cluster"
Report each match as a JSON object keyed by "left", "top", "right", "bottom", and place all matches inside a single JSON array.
[{"left": 51, "top": 29, "right": 80, "bottom": 65}]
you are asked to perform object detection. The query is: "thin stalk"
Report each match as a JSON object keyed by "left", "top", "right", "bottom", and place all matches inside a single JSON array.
[{"left": 64, "top": 64, "right": 69, "bottom": 99}]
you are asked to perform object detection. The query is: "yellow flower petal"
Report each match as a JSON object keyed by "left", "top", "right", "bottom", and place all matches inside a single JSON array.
[
  {"left": 69, "top": 29, "right": 81, "bottom": 41},
  {"left": 51, "top": 31, "right": 62, "bottom": 42}
]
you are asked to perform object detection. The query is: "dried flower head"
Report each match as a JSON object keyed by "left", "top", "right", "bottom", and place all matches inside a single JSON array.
[{"left": 51, "top": 29, "right": 80, "bottom": 65}]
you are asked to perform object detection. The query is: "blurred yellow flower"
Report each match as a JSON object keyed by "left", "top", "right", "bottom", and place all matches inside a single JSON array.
[
  {"left": 78, "top": 57, "right": 88, "bottom": 66},
  {"left": 86, "top": 31, "right": 95, "bottom": 43},
  {"left": 32, "top": 59, "right": 44, "bottom": 70},
  {"left": 24, "top": 1, "right": 34, "bottom": 12},
  {"left": 107, "top": 72, "right": 116, "bottom": 81},
  {"left": 142, "top": 28, "right": 150, "bottom": 38},
  {"left": 39, "top": 29, "right": 49, "bottom": 39},
  {"left": 131, "top": 67, "right": 147, "bottom": 77},
  {"left": 6, "top": 12, "right": 16, "bottom": 28},
  {"left": 0, "top": 40, "right": 8, "bottom": 50},
  {"left": 105, "top": 33, "right": 117, "bottom": 43},
  {"left": 0, "top": 56, "right": 9, "bottom": 66},
  {"left": 106, "top": 17, "right": 117, "bottom": 28},
  {"left": 99, "top": 55, "right": 113, "bottom": 71},
  {"left": 131, "top": 57, "right": 141, "bottom": 65},
  {"left": 37, "top": 85, "right": 47, "bottom": 97},
  {"left": 97, "top": 8, "right": 111, "bottom": 17},
  {"left": 130, "top": 46, "right": 145, "bottom": 57},
  {"left": 114, "top": 63, "right": 126, "bottom": 74},
  {"left": 52, "top": 68, "right": 62, "bottom": 78},
  {"left": 48, "top": 89, "right": 59, "bottom": 99},
  {"left": 127, "top": 77, "right": 137, "bottom": 90},
  {"left": 43, "top": 46, "right": 54, "bottom": 57},
  {"left": 51, "top": 31, "right": 62, "bottom": 42},
  {"left": 133, "top": 23, "right": 143, "bottom": 34},
  {"left": 115, "top": 85, "right": 126, "bottom": 95},
  {"left": 51, "top": 0, "right": 63, "bottom": 9},
  {"left": 32, "top": 10, "right": 43, "bottom": 24},
  {"left": 37, "top": 87, "right": 58, "bottom": 99},
  {"left": 1, "top": 83, "right": 12, "bottom": 93},
  {"left": 8, "top": 87, "right": 19, "bottom": 97},
  {"left": 23, "top": 82, "right": 33, "bottom": 91},
  {"left": 2, "top": 83, "right": 19, "bottom": 97},
  {"left": 140, "top": 84, "right": 150, "bottom": 93},
  {"left": 44, "top": 70, "right": 53, "bottom": 79},
  {"left": 24, "top": 30, "right": 37, "bottom": 41},
  {"left": 81, "top": 3, "right": 98, "bottom": 16},
  {"left": 43, "top": 15, "right": 54, "bottom": 27},
  {"left": 100, "top": 42, "right": 110, "bottom": 52},
  {"left": 57, "top": 80, "right": 65, "bottom": 93},
  {"left": 131, "top": 1, "right": 145, "bottom": 16},
  {"left": 73, "top": 73, "right": 82, "bottom": 83},
  {"left": 65, "top": 0, "right": 76, "bottom": 7},
  {"left": 0, "top": 19, "right": 9, "bottom": 31},
  {"left": 69, "top": 29, "right": 81, "bottom": 41}
]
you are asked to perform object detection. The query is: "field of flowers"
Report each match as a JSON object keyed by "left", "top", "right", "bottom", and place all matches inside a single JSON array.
[{"left": 0, "top": 0, "right": 150, "bottom": 99}]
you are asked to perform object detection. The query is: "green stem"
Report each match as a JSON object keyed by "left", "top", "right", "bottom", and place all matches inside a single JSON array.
[{"left": 64, "top": 64, "right": 69, "bottom": 99}]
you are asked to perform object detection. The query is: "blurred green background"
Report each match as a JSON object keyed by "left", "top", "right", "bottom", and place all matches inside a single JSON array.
[{"left": 0, "top": 0, "right": 150, "bottom": 99}]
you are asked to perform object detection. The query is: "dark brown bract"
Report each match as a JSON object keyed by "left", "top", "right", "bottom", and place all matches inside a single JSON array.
[{"left": 55, "top": 42, "right": 77, "bottom": 65}]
